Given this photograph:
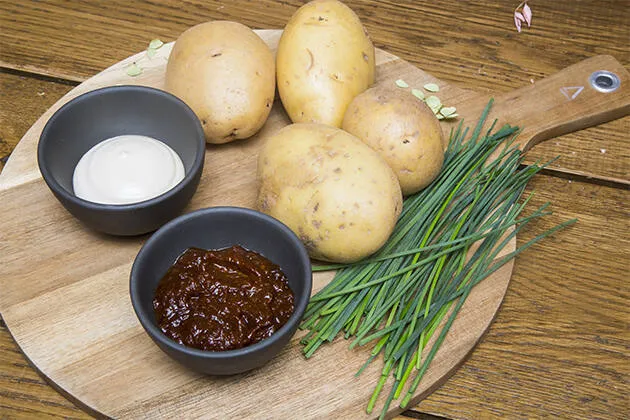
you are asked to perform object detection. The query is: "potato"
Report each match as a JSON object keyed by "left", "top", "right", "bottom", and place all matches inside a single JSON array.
[
  {"left": 165, "top": 21, "right": 275, "bottom": 144},
  {"left": 257, "top": 123, "right": 402, "bottom": 263},
  {"left": 276, "top": 0, "right": 376, "bottom": 127},
  {"left": 342, "top": 85, "right": 445, "bottom": 195}
]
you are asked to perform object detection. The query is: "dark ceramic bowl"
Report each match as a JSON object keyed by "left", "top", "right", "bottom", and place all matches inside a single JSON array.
[
  {"left": 37, "top": 85, "right": 205, "bottom": 236},
  {"left": 129, "top": 206, "right": 312, "bottom": 375}
]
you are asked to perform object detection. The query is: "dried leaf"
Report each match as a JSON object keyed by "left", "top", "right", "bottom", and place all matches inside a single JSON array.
[
  {"left": 149, "top": 39, "right": 164, "bottom": 50},
  {"left": 440, "top": 106, "right": 457, "bottom": 117},
  {"left": 522, "top": 3, "right": 532, "bottom": 27},
  {"left": 425, "top": 95, "right": 441, "bottom": 111},
  {"left": 423, "top": 83, "right": 439, "bottom": 92},
  {"left": 126, "top": 62, "right": 143, "bottom": 77},
  {"left": 395, "top": 79, "right": 409, "bottom": 88},
  {"left": 411, "top": 88, "right": 425, "bottom": 100},
  {"left": 514, "top": 11, "right": 525, "bottom": 32}
]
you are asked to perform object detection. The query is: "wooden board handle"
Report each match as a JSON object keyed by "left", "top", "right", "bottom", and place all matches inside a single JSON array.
[{"left": 493, "top": 55, "right": 630, "bottom": 152}]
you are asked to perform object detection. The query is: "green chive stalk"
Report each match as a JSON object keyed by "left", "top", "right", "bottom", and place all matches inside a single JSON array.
[{"left": 300, "top": 100, "right": 577, "bottom": 419}]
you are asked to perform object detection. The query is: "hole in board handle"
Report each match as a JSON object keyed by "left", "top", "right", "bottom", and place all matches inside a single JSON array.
[{"left": 589, "top": 70, "right": 620, "bottom": 93}]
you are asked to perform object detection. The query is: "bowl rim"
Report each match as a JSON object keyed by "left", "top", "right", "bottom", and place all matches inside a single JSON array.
[
  {"left": 37, "top": 84, "right": 206, "bottom": 211},
  {"left": 129, "top": 206, "right": 313, "bottom": 360}
]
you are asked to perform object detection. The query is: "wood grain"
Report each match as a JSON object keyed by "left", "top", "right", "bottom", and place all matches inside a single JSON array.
[
  {"left": 3, "top": 1, "right": 628, "bottom": 86},
  {"left": 0, "top": 74, "right": 85, "bottom": 420},
  {"left": 0, "top": 318, "right": 91, "bottom": 419},
  {"left": 0, "top": 72, "right": 432, "bottom": 420},
  {"left": 453, "top": 54, "right": 629, "bottom": 174},
  {"left": 0, "top": 71, "right": 75, "bottom": 172},
  {"left": 1, "top": 1, "right": 628, "bottom": 182},
  {"left": 417, "top": 175, "right": 630, "bottom": 419},
  {"left": 0, "top": 1, "right": 628, "bottom": 419},
  {"left": 3, "top": 178, "right": 626, "bottom": 419},
  {"left": 0, "top": 34, "right": 524, "bottom": 419},
  {"left": 1, "top": 29, "right": 627, "bottom": 419}
]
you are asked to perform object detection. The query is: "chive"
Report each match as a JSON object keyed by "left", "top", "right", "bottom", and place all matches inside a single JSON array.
[{"left": 300, "top": 99, "right": 576, "bottom": 417}]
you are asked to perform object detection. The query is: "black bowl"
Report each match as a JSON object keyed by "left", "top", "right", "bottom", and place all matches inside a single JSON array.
[
  {"left": 129, "top": 206, "right": 312, "bottom": 375},
  {"left": 37, "top": 85, "right": 205, "bottom": 236}
]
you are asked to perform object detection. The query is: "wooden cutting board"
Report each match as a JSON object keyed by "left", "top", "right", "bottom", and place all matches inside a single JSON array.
[{"left": 0, "top": 30, "right": 628, "bottom": 419}]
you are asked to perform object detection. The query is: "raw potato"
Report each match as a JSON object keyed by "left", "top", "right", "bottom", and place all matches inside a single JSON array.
[
  {"left": 342, "top": 85, "right": 445, "bottom": 195},
  {"left": 165, "top": 21, "right": 275, "bottom": 144},
  {"left": 257, "top": 123, "right": 402, "bottom": 263},
  {"left": 276, "top": 0, "right": 376, "bottom": 127}
]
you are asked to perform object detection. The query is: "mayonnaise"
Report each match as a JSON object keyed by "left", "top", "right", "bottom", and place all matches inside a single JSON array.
[{"left": 72, "top": 134, "right": 185, "bottom": 205}]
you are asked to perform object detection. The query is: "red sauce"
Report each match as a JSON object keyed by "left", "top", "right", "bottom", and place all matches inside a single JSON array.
[{"left": 153, "top": 245, "right": 295, "bottom": 351}]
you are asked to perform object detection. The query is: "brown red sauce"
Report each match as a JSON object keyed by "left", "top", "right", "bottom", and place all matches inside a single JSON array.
[{"left": 153, "top": 245, "right": 294, "bottom": 351}]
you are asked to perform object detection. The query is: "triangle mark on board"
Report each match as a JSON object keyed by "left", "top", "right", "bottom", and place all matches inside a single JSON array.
[{"left": 560, "top": 86, "right": 584, "bottom": 101}]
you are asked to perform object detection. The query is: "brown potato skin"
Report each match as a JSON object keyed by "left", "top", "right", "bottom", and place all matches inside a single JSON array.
[
  {"left": 276, "top": 0, "right": 376, "bottom": 127},
  {"left": 165, "top": 21, "right": 275, "bottom": 144},
  {"left": 256, "top": 123, "right": 402, "bottom": 263},
  {"left": 342, "top": 85, "right": 445, "bottom": 195}
]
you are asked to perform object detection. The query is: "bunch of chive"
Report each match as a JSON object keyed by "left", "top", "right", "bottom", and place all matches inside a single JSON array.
[{"left": 300, "top": 100, "right": 576, "bottom": 419}]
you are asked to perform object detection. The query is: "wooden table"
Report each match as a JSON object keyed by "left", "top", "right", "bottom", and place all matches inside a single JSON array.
[{"left": 1, "top": 1, "right": 628, "bottom": 419}]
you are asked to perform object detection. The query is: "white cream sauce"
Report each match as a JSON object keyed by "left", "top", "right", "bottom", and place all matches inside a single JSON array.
[{"left": 72, "top": 134, "right": 185, "bottom": 205}]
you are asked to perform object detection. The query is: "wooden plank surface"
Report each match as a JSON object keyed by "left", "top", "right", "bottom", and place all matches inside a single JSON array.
[
  {"left": 1, "top": 0, "right": 628, "bottom": 182},
  {"left": 3, "top": 1, "right": 629, "bottom": 85},
  {"left": 1, "top": 171, "right": 627, "bottom": 419},
  {"left": 418, "top": 175, "right": 630, "bottom": 419},
  {"left": 0, "top": 1, "right": 628, "bottom": 419},
  {"left": 0, "top": 317, "right": 91, "bottom": 419},
  {"left": 0, "top": 72, "right": 75, "bottom": 172},
  {"left": 0, "top": 36, "right": 523, "bottom": 419}
]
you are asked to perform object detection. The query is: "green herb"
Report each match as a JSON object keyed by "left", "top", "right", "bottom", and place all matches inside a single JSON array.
[
  {"left": 301, "top": 99, "right": 576, "bottom": 419},
  {"left": 395, "top": 79, "right": 409, "bottom": 88}
]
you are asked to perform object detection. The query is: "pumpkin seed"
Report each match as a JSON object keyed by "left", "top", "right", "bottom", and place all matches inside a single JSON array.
[
  {"left": 440, "top": 106, "right": 457, "bottom": 117},
  {"left": 126, "top": 62, "right": 143, "bottom": 77},
  {"left": 411, "top": 88, "right": 425, "bottom": 100},
  {"left": 395, "top": 79, "right": 409, "bottom": 88},
  {"left": 149, "top": 39, "right": 164, "bottom": 50},
  {"left": 425, "top": 95, "right": 441, "bottom": 111},
  {"left": 423, "top": 83, "right": 439, "bottom": 92}
]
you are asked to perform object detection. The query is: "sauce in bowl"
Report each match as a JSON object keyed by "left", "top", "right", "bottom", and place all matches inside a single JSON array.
[
  {"left": 72, "top": 134, "right": 185, "bottom": 205},
  {"left": 153, "top": 245, "right": 295, "bottom": 352}
]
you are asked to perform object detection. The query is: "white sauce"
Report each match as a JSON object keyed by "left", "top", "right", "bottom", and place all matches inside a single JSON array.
[{"left": 72, "top": 134, "right": 185, "bottom": 205}]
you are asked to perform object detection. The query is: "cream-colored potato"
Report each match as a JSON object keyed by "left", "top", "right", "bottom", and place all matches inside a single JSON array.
[
  {"left": 342, "top": 85, "right": 445, "bottom": 195},
  {"left": 257, "top": 123, "right": 402, "bottom": 263},
  {"left": 276, "top": 0, "right": 375, "bottom": 127},
  {"left": 165, "top": 21, "right": 275, "bottom": 144}
]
